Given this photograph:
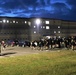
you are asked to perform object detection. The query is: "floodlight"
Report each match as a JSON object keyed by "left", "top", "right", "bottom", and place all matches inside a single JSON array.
[{"left": 36, "top": 19, "right": 41, "bottom": 25}]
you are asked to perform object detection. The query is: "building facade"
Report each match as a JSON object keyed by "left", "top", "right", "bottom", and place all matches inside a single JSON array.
[{"left": 0, "top": 17, "right": 76, "bottom": 42}]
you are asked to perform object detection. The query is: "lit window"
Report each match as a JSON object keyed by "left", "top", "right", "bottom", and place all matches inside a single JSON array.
[
  {"left": 54, "top": 31, "right": 56, "bottom": 33},
  {"left": 25, "top": 21, "right": 27, "bottom": 23},
  {"left": 34, "top": 26, "right": 36, "bottom": 28},
  {"left": 34, "top": 31, "right": 36, "bottom": 33},
  {"left": 28, "top": 22, "right": 31, "bottom": 26},
  {"left": 41, "top": 26, "right": 42, "bottom": 28},
  {"left": 13, "top": 21, "right": 15, "bottom": 23},
  {"left": 7, "top": 20, "right": 9, "bottom": 23},
  {"left": 0, "top": 21, "right": 2, "bottom": 23},
  {"left": 43, "top": 26, "right": 45, "bottom": 29},
  {"left": 45, "top": 21, "right": 49, "bottom": 24},
  {"left": 16, "top": 21, "right": 18, "bottom": 23},
  {"left": 3, "top": 19, "right": 6, "bottom": 23},
  {"left": 58, "top": 31, "right": 60, "bottom": 33},
  {"left": 46, "top": 26, "right": 50, "bottom": 29},
  {"left": 58, "top": 26, "right": 60, "bottom": 28},
  {"left": 58, "top": 36, "right": 61, "bottom": 38}
]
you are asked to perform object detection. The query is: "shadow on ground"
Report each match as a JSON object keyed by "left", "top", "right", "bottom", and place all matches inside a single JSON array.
[{"left": 0, "top": 52, "right": 17, "bottom": 56}]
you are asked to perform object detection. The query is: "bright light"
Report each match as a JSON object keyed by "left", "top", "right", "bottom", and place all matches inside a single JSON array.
[
  {"left": 25, "top": 21, "right": 27, "bottom": 23},
  {"left": 46, "top": 26, "right": 50, "bottom": 29},
  {"left": 36, "top": 19, "right": 41, "bottom": 25},
  {"left": 58, "top": 26, "right": 60, "bottom": 28},
  {"left": 13, "top": 21, "right": 15, "bottom": 23},
  {"left": 7, "top": 20, "right": 9, "bottom": 23},
  {"left": 3, "top": 19, "right": 6, "bottom": 23},
  {"left": 34, "top": 31, "right": 36, "bottom": 33},
  {"left": 58, "top": 36, "right": 61, "bottom": 38},
  {"left": 34, "top": 26, "right": 36, "bottom": 28},
  {"left": 16, "top": 21, "right": 18, "bottom": 23},
  {"left": 54, "top": 31, "right": 56, "bottom": 33},
  {"left": 58, "top": 31, "right": 60, "bottom": 33},
  {"left": 46, "top": 36, "right": 50, "bottom": 39},
  {"left": 45, "top": 21, "right": 49, "bottom": 24}
]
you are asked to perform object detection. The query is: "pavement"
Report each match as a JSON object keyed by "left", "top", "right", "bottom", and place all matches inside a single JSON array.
[
  {"left": 0, "top": 46, "right": 52, "bottom": 58},
  {"left": 1, "top": 46, "right": 70, "bottom": 58},
  {"left": 0, "top": 46, "right": 75, "bottom": 58}
]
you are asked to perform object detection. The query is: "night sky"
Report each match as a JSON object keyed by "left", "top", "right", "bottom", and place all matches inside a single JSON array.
[{"left": 0, "top": 0, "right": 76, "bottom": 21}]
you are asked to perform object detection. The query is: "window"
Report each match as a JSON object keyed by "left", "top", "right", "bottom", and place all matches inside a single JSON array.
[
  {"left": 34, "top": 26, "right": 36, "bottom": 28},
  {"left": 16, "top": 21, "right": 18, "bottom": 23},
  {"left": 28, "top": 22, "right": 31, "bottom": 26},
  {"left": 58, "top": 36, "right": 61, "bottom": 38},
  {"left": 58, "top": 31, "right": 60, "bottom": 33},
  {"left": 43, "top": 26, "right": 45, "bottom": 29},
  {"left": 0, "top": 21, "right": 2, "bottom": 23},
  {"left": 58, "top": 26, "right": 60, "bottom": 28},
  {"left": 7, "top": 20, "right": 9, "bottom": 23},
  {"left": 45, "top": 21, "right": 49, "bottom": 24},
  {"left": 25, "top": 21, "right": 27, "bottom": 23},
  {"left": 13, "top": 21, "right": 15, "bottom": 23},
  {"left": 3, "top": 19, "right": 6, "bottom": 23},
  {"left": 54, "top": 31, "right": 56, "bottom": 33},
  {"left": 34, "top": 31, "right": 36, "bottom": 33},
  {"left": 46, "top": 26, "right": 50, "bottom": 29},
  {"left": 41, "top": 26, "right": 42, "bottom": 28}
]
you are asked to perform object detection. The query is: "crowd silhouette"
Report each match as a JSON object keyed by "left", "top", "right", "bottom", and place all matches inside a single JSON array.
[
  {"left": 31, "top": 36, "right": 76, "bottom": 50},
  {"left": 1, "top": 36, "right": 76, "bottom": 51}
]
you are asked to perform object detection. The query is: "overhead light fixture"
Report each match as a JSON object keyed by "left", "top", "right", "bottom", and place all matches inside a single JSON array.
[{"left": 35, "top": 19, "right": 41, "bottom": 25}]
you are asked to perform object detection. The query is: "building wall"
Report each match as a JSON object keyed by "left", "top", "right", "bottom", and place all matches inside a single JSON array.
[
  {"left": 30, "top": 18, "right": 62, "bottom": 41},
  {"left": 30, "top": 18, "right": 76, "bottom": 41},
  {"left": 0, "top": 17, "right": 76, "bottom": 42},
  {"left": 0, "top": 17, "right": 31, "bottom": 42}
]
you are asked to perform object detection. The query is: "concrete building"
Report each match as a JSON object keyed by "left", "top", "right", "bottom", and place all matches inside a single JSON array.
[
  {"left": 0, "top": 17, "right": 31, "bottom": 42},
  {"left": 0, "top": 17, "right": 76, "bottom": 42}
]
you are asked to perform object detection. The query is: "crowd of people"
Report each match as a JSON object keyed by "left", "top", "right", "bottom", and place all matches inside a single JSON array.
[
  {"left": 1, "top": 36, "right": 76, "bottom": 51},
  {"left": 0, "top": 39, "right": 31, "bottom": 50},
  {"left": 31, "top": 36, "right": 76, "bottom": 50}
]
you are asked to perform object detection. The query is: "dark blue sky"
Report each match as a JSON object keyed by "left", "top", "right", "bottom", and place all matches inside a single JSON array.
[{"left": 0, "top": 0, "right": 76, "bottom": 21}]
